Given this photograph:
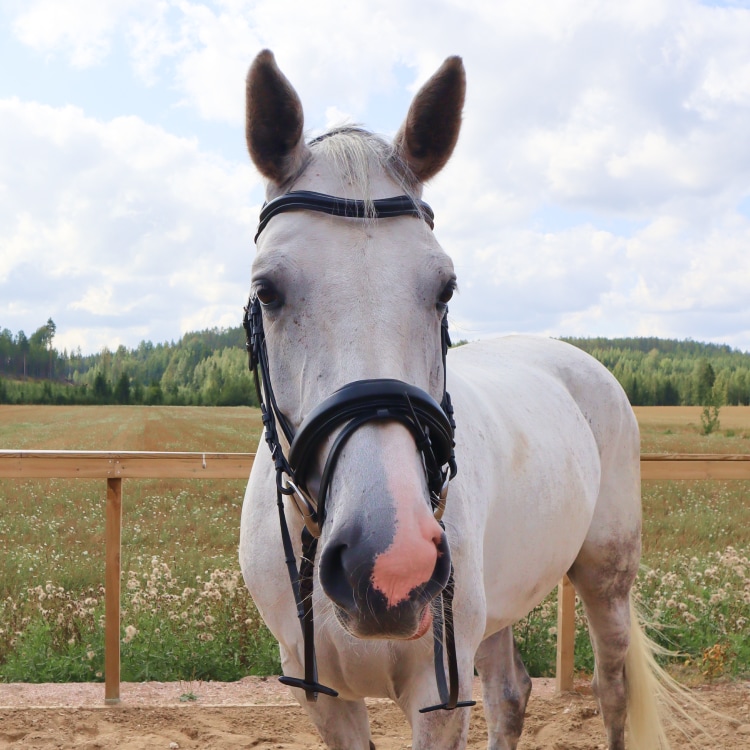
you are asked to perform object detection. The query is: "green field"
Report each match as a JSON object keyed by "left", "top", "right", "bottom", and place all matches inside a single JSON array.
[
  {"left": 1, "top": 405, "right": 748, "bottom": 682},
  {"left": 635, "top": 405, "right": 750, "bottom": 453}
]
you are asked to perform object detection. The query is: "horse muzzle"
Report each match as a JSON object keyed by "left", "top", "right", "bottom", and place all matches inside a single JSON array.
[{"left": 318, "top": 515, "right": 452, "bottom": 639}]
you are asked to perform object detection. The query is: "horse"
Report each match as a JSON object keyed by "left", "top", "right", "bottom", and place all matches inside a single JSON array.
[{"left": 239, "top": 49, "right": 677, "bottom": 750}]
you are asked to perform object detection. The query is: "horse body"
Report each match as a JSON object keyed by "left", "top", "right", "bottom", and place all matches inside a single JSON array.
[
  {"left": 240, "top": 49, "right": 670, "bottom": 750},
  {"left": 241, "top": 334, "right": 641, "bottom": 747},
  {"left": 449, "top": 335, "right": 639, "bottom": 630}
]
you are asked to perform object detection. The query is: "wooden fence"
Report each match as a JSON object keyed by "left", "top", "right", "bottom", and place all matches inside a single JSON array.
[
  {"left": 0, "top": 450, "right": 254, "bottom": 704},
  {"left": 2, "top": 450, "right": 750, "bottom": 704}
]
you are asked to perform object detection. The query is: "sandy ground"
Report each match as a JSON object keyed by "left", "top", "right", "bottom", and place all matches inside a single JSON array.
[{"left": 0, "top": 677, "right": 748, "bottom": 749}]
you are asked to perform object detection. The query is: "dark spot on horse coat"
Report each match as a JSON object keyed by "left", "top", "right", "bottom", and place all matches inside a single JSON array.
[
  {"left": 569, "top": 530, "right": 641, "bottom": 605},
  {"left": 501, "top": 674, "right": 528, "bottom": 739}
]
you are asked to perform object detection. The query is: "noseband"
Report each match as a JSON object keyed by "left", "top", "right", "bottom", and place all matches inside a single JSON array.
[{"left": 244, "top": 190, "right": 474, "bottom": 713}]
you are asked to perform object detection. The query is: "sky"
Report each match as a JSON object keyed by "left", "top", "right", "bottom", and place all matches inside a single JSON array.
[{"left": 1, "top": 0, "right": 750, "bottom": 355}]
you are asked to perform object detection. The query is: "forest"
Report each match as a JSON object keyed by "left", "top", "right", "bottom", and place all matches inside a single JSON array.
[
  {"left": 1, "top": 319, "right": 749, "bottom": 408},
  {"left": 0, "top": 320, "right": 254, "bottom": 407}
]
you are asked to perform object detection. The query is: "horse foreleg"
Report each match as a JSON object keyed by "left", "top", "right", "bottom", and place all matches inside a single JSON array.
[
  {"left": 280, "top": 648, "right": 374, "bottom": 750},
  {"left": 474, "top": 627, "right": 532, "bottom": 750},
  {"left": 396, "top": 660, "right": 474, "bottom": 750},
  {"left": 412, "top": 704, "right": 472, "bottom": 750},
  {"left": 296, "top": 692, "right": 374, "bottom": 750}
]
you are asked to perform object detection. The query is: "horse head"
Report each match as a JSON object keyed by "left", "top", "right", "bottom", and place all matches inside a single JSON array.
[{"left": 245, "top": 50, "right": 465, "bottom": 641}]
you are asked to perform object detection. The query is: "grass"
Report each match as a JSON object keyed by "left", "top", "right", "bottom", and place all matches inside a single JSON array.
[
  {"left": 1, "top": 404, "right": 749, "bottom": 682},
  {"left": 634, "top": 405, "right": 750, "bottom": 453},
  {"left": 0, "top": 405, "right": 270, "bottom": 682},
  {"left": 0, "top": 404, "right": 259, "bottom": 452},
  {"left": 0, "top": 405, "right": 263, "bottom": 597}
]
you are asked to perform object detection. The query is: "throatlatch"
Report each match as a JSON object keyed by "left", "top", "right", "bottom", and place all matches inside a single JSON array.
[{"left": 244, "top": 189, "right": 474, "bottom": 712}]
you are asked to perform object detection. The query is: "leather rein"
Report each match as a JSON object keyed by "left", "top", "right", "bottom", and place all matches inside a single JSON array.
[{"left": 243, "top": 189, "right": 474, "bottom": 713}]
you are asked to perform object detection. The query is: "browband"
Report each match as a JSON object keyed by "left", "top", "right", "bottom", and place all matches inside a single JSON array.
[{"left": 255, "top": 190, "right": 434, "bottom": 242}]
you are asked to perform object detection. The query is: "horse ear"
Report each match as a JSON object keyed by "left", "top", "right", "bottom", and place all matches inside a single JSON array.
[
  {"left": 246, "top": 50, "right": 310, "bottom": 185},
  {"left": 393, "top": 56, "right": 466, "bottom": 183}
]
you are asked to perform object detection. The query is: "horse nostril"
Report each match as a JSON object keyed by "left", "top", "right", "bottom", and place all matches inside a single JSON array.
[{"left": 318, "top": 542, "right": 357, "bottom": 611}]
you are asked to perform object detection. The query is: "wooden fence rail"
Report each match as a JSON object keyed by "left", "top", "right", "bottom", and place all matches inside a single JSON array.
[{"left": 2, "top": 450, "right": 750, "bottom": 703}]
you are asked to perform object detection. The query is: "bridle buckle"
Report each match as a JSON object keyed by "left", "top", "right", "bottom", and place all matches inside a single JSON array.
[
  {"left": 285, "top": 479, "right": 321, "bottom": 539},
  {"left": 433, "top": 475, "right": 450, "bottom": 522}
]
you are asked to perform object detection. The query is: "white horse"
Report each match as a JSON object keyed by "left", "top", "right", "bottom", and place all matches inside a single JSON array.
[{"left": 240, "top": 50, "right": 676, "bottom": 750}]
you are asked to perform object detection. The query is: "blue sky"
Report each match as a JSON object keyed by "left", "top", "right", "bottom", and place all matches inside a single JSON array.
[{"left": 2, "top": 0, "right": 750, "bottom": 354}]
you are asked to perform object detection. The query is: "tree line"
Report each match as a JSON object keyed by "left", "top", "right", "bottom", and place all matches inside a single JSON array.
[
  {"left": 0, "top": 321, "right": 257, "bottom": 407},
  {"left": 561, "top": 336, "right": 750, "bottom": 407},
  {"left": 2, "top": 321, "right": 750, "bottom": 408}
]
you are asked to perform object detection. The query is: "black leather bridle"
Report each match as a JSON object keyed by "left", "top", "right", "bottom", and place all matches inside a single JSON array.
[
  {"left": 243, "top": 190, "right": 474, "bottom": 713},
  {"left": 254, "top": 189, "right": 434, "bottom": 242}
]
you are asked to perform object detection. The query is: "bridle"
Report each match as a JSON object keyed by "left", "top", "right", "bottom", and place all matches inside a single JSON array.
[{"left": 243, "top": 189, "right": 475, "bottom": 713}]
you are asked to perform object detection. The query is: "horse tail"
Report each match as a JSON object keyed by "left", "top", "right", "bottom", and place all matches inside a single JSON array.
[
  {"left": 624, "top": 599, "right": 672, "bottom": 748},
  {"left": 625, "top": 595, "right": 709, "bottom": 749}
]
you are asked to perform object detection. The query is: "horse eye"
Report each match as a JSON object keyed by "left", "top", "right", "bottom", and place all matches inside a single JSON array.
[
  {"left": 255, "top": 283, "right": 280, "bottom": 307},
  {"left": 438, "top": 280, "right": 456, "bottom": 306}
]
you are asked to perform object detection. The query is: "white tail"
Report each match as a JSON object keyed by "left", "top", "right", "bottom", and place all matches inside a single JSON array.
[{"left": 625, "top": 597, "right": 710, "bottom": 749}]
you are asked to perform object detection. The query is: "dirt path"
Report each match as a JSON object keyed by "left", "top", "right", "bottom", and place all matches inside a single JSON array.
[{"left": 0, "top": 678, "right": 748, "bottom": 749}]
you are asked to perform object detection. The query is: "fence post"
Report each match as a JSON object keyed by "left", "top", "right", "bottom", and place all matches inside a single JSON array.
[
  {"left": 105, "top": 477, "right": 122, "bottom": 704},
  {"left": 555, "top": 575, "right": 575, "bottom": 693}
]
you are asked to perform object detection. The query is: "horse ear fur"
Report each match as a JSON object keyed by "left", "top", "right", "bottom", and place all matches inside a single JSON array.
[
  {"left": 394, "top": 56, "right": 466, "bottom": 184},
  {"left": 246, "top": 49, "right": 310, "bottom": 185}
]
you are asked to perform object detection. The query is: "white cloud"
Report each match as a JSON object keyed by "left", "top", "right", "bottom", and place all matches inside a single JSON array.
[
  {"left": 126, "top": 2, "right": 187, "bottom": 85},
  {"left": 0, "top": 98, "right": 260, "bottom": 352},
  {"left": 170, "top": 2, "right": 261, "bottom": 124},
  {"left": 5, "top": 0, "right": 750, "bottom": 351},
  {"left": 12, "top": 0, "right": 152, "bottom": 68}
]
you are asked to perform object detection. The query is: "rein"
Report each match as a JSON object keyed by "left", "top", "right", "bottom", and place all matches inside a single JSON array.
[{"left": 244, "top": 190, "right": 474, "bottom": 713}]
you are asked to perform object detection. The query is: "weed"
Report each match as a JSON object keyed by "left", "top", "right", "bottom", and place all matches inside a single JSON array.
[
  {"left": 0, "top": 559, "right": 281, "bottom": 682},
  {"left": 701, "top": 643, "right": 733, "bottom": 680},
  {"left": 700, "top": 404, "right": 721, "bottom": 435}
]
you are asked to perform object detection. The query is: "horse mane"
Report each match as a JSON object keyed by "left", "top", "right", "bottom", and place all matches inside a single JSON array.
[{"left": 303, "top": 126, "right": 423, "bottom": 218}]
